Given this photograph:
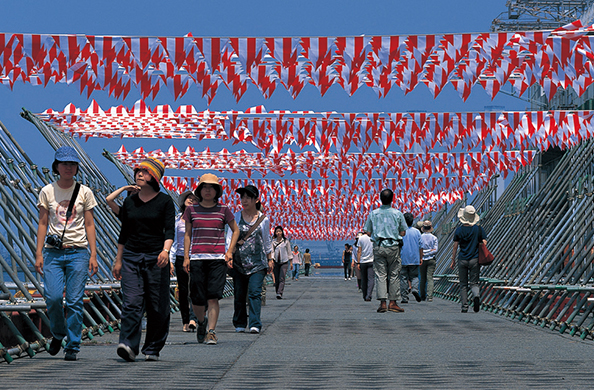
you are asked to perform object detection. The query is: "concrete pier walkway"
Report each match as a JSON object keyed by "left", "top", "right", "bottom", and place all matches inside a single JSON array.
[{"left": 4, "top": 269, "right": 594, "bottom": 389}]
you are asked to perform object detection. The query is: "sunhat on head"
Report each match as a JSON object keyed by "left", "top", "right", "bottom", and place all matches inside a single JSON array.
[
  {"left": 458, "top": 205, "right": 480, "bottom": 226},
  {"left": 137, "top": 158, "right": 165, "bottom": 182},
  {"left": 54, "top": 146, "right": 81, "bottom": 163},
  {"left": 422, "top": 220, "right": 433, "bottom": 232},
  {"left": 416, "top": 221, "right": 424, "bottom": 230},
  {"left": 198, "top": 173, "right": 221, "bottom": 187},
  {"left": 236, "top": 184, "right": 259, "bottom": 198},
  {"left": 195, "top": 173, "right": 223, "bottom": 200}
]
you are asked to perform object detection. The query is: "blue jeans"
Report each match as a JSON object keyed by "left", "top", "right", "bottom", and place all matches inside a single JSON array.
[
  {"left": 233, "top": 269, "right": 266, "bottom": 330},
  {"left": 43, "top": 247, "right": 89, "bottom": 353},
  {"left": 292, "top": 263, "right": 300, "bottom": 279}
]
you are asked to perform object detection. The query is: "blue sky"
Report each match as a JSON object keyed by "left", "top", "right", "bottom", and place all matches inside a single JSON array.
[{"left": 0, "top": 0, "right": 525, "bottom": 186}]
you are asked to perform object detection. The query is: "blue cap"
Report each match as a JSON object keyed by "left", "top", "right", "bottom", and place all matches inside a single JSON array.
[{"left": 54, "top": 146, "right": 81, "bottom": 163}]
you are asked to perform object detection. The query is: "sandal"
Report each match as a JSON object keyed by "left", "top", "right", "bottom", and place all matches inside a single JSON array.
[
  {"left": 188, "top": 320, "right": 197, "bottom": 332},
  {"left": 182, "top": 324, "right": 190, "bottom": 332}
]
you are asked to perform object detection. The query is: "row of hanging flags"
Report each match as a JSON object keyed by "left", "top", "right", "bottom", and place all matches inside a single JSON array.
[
  {"left": 35, "top": 100, "right": 547, "bottom": 239},
  {"left": 158, "top": 177, "right": 479, "bottom": 241},
  {"left": 40, "top": 100, "right": 594, "bottom": 153},
  {"left": 4, "top": 21, "right": 594, "bottom": 102}
]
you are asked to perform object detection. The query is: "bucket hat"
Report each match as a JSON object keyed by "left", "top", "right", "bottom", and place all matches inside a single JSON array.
[
  {"left": 422, "top": 220, "right": 434, "bottom": 232},
  {"left": 458, "top": 205, "right": 480, "bottom": 226}
]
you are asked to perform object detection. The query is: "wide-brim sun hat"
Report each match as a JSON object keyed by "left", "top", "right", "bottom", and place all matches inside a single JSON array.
[
  {"left": 458, "top": 205, "right": 480, "bottom": 226},
  {"left": 422, "top": 220, "right": 434, "bottom": 232},
  {"left": 54, "top": 146, "right": 81, "bottom": 163},
  {"left": 198, "top": 173, "right": 221, "bottom": 187},
  {"left": 137, "top": 158, "right": 165, "bottom": 182}
]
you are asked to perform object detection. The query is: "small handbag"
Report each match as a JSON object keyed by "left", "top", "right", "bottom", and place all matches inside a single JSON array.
[{"left": 478, "top": 243, "right": 494, "bottom": 266}]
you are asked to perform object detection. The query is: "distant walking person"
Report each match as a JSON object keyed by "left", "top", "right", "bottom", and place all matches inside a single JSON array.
[
  {"left": 355, "top": 232, "right": 374, "bottom": 301},
  {"left": 110, "top": 158, "right": 175, "bottom": 362},
  {"left": 290, "top": 245, "right": 302, "bottom": 280},
  {"left": 342, "top": 244, "right": 353, "bottom": 280},
  {"left": 227, "top": 185, "right": 273, "bottom": 334},
  {"left": 450, "top": 206, "right": 487, "bottom": 313},
  {"left": 303, "top": 249, "right": 312, "bottom": 276},
  {"left": 272, "top": 226, "right": 292, "bottom": 299},
  {"left": 420, "top": 220, "right": 439, "bottom": 302},
  {"left": 363, "top": 189, "right": 408, "bottom": 313},
  {"left": 35, "top": 146, "right": 98, "bottom": 361},
  {"left": 400, "top": 213, "right": 423, "bottom": 304}
]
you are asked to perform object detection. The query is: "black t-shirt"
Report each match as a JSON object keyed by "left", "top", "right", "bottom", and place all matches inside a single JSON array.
[
  {"left": 118, "top": 192, "right": 175, "bottom": 253},
  {"left": 453, "top": 225, "right": 487, "bottom": 261}
]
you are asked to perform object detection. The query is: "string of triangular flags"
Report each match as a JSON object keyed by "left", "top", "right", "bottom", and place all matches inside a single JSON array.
[
  {"left": 160, "top": 177, "right": 477, "bottom": 240},
  {"left": 116, "top": 146, "right": 536, "bottom": 180},
  {"left": 5, "top": 20, "right": 594, "bottom": 102},
  {"left": 39, "top": 101, "right": 594, "bottom": 153}
]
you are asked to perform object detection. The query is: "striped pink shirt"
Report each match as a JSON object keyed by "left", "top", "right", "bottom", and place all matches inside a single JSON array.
[{"left": 183, "top": 204, "right": 234, "bottom": 260}]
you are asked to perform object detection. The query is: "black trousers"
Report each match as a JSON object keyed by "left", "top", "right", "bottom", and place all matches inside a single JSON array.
[{"left": 119, "top": 249, "right": 170, "bottom": 356}]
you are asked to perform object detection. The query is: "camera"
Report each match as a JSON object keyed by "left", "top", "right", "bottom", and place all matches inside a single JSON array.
[{"left": 45, "top": 234, "right": 63, "bottom": 249}]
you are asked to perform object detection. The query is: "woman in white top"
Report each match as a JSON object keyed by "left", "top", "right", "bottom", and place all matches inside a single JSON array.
[
  {"left": 290, "top": 245, "right": 302, "bottom": 281},
  {"left": 272, "top": 226, "right": 292, "bottom": 299},
  {"left": 35, "top": 146, "right": 98, "bottom": 361}
]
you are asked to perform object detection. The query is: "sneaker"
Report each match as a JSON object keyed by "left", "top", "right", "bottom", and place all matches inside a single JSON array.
[
  {"left": 205, "top": 330, "right": 217, "bottom": 345},
  {"left": 276, "top": 294, "right": 282, "bottom": 299},
  {"left": 116, "top": 343, "right": 136, "bottom": 362},
  {"left": 461, "top": 308, "right": 468, "bottom": 313},
  {"left": 197, "top": 319, "right": 207, "bottom": 343},
  {"left": 64, "top": 350, "right": 77, "bottom": 361},
  {"left": 412, "top": 291, "right": 422, "bottom": 302},
  {"left": 427, "top": 298, "right": 433, "bottom": 302},
  {"left": 235, "top": 327, "right": 246, "bottom": 333},
  {"left": 145, "top": 354, "right": 159, "bottom": 361},
  {"left": 401, "top": 300, "right": 409, "bottom": 304},
  {"left": 249, "top": 327, "right": 260, "bottom": 334},
  {"left": 47, "top": 337, "right": 63, "bottom": 356},
  {"left": 473, "top": 297, "right": 480, "bottom": 313}
]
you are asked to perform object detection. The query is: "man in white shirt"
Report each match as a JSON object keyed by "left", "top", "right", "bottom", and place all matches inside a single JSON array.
[{"left": 355, "top": 232, "right": 374, "bottom": 301}]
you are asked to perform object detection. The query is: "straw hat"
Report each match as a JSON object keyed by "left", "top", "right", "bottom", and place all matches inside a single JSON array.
[
  {"left": 422, "top": 220, "right": 433, "bottom": 232},
  {"left": 458, "top": 205, "right": 480, "bottom": 226}
]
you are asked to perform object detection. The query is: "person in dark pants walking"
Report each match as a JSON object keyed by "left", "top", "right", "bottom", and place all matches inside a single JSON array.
[
  {"left": 170, "top": 191, "right": 199, "bottom": 332},
  {"left": 342, "top": 244, "right": 353, "bottom": 280},
  {"left": 355, "top": 232, "right": 374, "bottom": 301},
  {"left": 303, "top": 249, "right": 312, "bottom": 276},
  {"left": 110, "top": 158, "right": 175, "bottom": 362},
  {"left": 450, "top": 206, "right": 487, "bottom": 313},
  {"left": 272, "top": 226, "right": 291, "bottom": 299}
]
